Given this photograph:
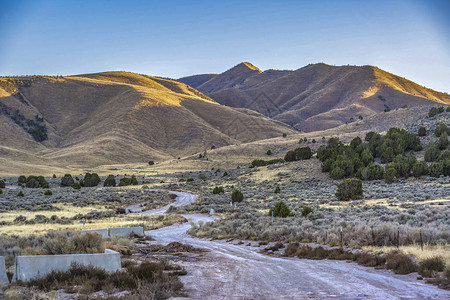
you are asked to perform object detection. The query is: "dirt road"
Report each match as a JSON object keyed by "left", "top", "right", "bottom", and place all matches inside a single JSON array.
[{"left": 138, "top": 191, "right": 449, "bottom": 299}]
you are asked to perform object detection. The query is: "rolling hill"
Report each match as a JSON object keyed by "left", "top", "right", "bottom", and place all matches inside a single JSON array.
[
  {"left": 0, "top": 72, "right": 296, "bottom": 174},
  {"left": 179, "top": 62, "right": 450, "bottom": 132}
]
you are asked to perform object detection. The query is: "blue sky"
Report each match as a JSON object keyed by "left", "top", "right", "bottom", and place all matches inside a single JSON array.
[{"left": 1, "top": 0, "right": 449, "bottom": 92}]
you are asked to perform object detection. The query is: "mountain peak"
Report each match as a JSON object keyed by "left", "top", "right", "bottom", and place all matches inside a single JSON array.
[{"left": 232, "top": 62, "right": 262, "bottom": 73}]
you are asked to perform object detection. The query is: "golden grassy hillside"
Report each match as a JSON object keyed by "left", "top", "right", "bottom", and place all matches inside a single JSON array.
[
  {"left": 0, "top": 72, "right": 296, "bottom": 175},
  {"left": 180, "top": 63, "right": 450, "bottom": 132}
]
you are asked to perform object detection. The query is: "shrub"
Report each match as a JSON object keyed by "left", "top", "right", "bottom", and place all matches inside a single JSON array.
[
  {"left": 222, "top": 172, "right": 228, "bottom": 177},
  {"left": 380, "top": 147, "right": 395, "bottom": 163},
  {"left": 61, "top": 174, "right": 74, "bottom": 187},
  {"left": 418, "top": 126, "right": 427, "bottom": 137},
  {"left": 435, "top": 123, "right": 450, "bottom": 137},
  {"left": 119, "top": 175, "right": 139, "bottom": 186},
  {"left": 269, "top": 201, "right": 292, "bottom": 218},
  {"left": 385, "top": 251, "right": 417, "bottom": 274},
  {"left": 330, "top": 167, "right": 345, "bottom": 180},
  {"left": 336, "top": 179, "right": 363, "bottom": 201},
  {"left": 103, "top": 175, "right": 116, "bottom": 187},
  {"left": 44, "top": 190, "right": 53, "bottom": 196},
  {"left": 438, "top": 132, "right": 448, "bottom": 150},
  {"left": 18, "top": 175, "right": 27, "bottom": 184},
  {"left": 17, "top": 191, "right": 24, "bottom": 197},
  {"left": 428, "top": 107, "right": 440, "bottom": 117},
  {"left": 301, "top": 206, "right": 313, "bottom": 217},
  {"left": 359, "top": 163, "right": 384, "bottom": 180},
  {"left": 231, "top": 190, "right": 243, "bottom": 203},
  {"left": 284, "top": 243, "right": 300, "bottom": 256},
  {"left": 447, "top": 106, "right": 450, "bottom": 112},
  {"left": 266, "top": 150, "right": 272, "bottom": 156},
  {"left": 429, "top": 161, "right": 444, "bottom": 178},
  {"left": 419, "top": 256, "right": 445, "bottom": 277},
  {"left": 412, "top": 161, "right": 428, "bottom": 177},
  {"left": 0, "top": 188, "right": 2, "bottom": 195},
  {"left": 81, "top": 173, "right": 100, "bottom": 187},
  {"left": 52, "top": 174, "right": 56, "bottom": 178},
  {"left": 186, "top": 178, "right": 194, "bottom": 182},
  {"left": 424, "top": 143, "right": 440, "bottom": 162},
  {"left": 148, "top": 160, "right": 155, "bottom": 165},
  {"left": 72, "top": 183, "right": 81, "bottom": 190},
  {"left": 0, "top": 180, "right": 4, "bottom": 189},
  {"left": 384, "top": 167, "right": 397, "bottom": 183},
  {"left": 284, "top": 147, "right": 312, "bottom": 162},
  {"left": 198, "top": 173, "right": 206, "bottom": 181},
  {"left": 274, "top": 186, "right": 280, "bottom": 193},
  {"left": 212, "top": 186, "right": 224, "bottom": 194},
  {"left": 250, "top": 158, "right": 283, "bottom": 168}
]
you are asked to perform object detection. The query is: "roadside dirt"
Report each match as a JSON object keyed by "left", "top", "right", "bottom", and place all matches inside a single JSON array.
[{"left": 131, "top": 191, "right": 450, "bottom": 299}]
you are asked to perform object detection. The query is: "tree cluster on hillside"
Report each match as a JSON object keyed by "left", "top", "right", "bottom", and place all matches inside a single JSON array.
[
  {"left": 0, "top": 102, "right": 48, "bottom": 142},
  {"left": 318, "top": 127, "right": 449, "bottom": 182},
  {"left": 18, "top": 175, "right": 49, "bottom": 188}
]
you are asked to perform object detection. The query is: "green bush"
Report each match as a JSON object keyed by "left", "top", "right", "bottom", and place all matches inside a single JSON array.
[
  {"left": 274, "top": 186, "right": 280, "bottom": 193},
  {"left": 0, "top": 180, "right": 4, "bottom": 189},
  {"left": 0, "top": 188, "right": 2, "bottom": 195},
  {"left": 81, "top": 173, "right": 101, "bottom": 187},
  {"left": 250, "top": 158, "right": 283, "bottom": 168},
  {"left": 231, "top": 190, "right": 244, "bottom": 203},
  {"left": 447, "top": 106, "right": 450, "bottom": 112},
  {"left": 424, "top": 143, "right": 441, "bottom": 162},
  {"left": 330, "top": 167, "right": 345, "bottom": 180},
  {"left": 186, "top": 178, "right": 194, "bottom": 182},
  {"left": 418, "top": 126, "right": 427, "bottom": 137},
  {"left": 118, "top": 175, "right": 138, "bottom": 186},
  {"left": 284, "top": 147, "right": 312, "bottom": 162},
  {"left": 269, "top": 201, "right": 292, "bottom": 218},
  {"left": 17, "top": 191, "right": 24, "bottom": 197},
  {"left": 61, "top": 174, "right": 75, "bottom": 187},
  {"left": 72, "top": 183, "right": 81, "bottom": 190},
  {"left": 266, "top": 150, "right": 272, "bottom": 155},
  {"left": 438, "top": 132, "right": 448, "bottom": 150},
  {"left": 336, "top": 179, "right": 363, "bottom": 201},
  {"left": 380, "top": 147, "right": 395, "bottom": 164},
  {"left": 435, "top": 123, "right": 450, "bottom": 137},
  {"left": 103, "top": 175, "right": 116, "bottom": 187},
  {"left": 148, "top": 160, "right": 155, "bottom": 165},
  {"left": 212, "top": 186, "right": 224, "bottom": 194},
  {"left": 359, "top": 163, "right": 384, "bottom": 181},
  {"left": 412, "top": 161, "right": 428, "bottom": 177},
  {"left": 44, "top": 190, "right": 53, "bottom": 196},
  {"left": 301, "top": 206, "right": 313, "bottom": 217},
  {"left": 384, "top": 167, "right": 397, "bottom": 184},
  {"left": 429, "top": 162, "right": 444, "bottom": 178},
  {"left": 428, "top": 107, "right": 437, "bottom": 117},
  {"left": 18, "top": 175, "right": 27, "bottom": 185}
]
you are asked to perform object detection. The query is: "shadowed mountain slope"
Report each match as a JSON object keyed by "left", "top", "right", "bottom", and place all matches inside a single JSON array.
[{"left": 179, "top": 63, "right": 450, "bottom": 132}]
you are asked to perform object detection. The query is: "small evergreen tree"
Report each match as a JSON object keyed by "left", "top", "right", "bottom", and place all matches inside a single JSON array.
[
  {"left": 231, "top": 190, "right": 244, "bottom": 203},
  {"left": 336, "top": 179, "right": 363, "bottom": 201},
  {"left": 274, "top": 186, "right": 280, "bottom": 193},
  {"left": 269, "top": 201, "right": 292, "bottom": 218},
  {"left": 418, "top": 127, "right": 427, "bottom": 137},
  {"left": 61, "top": 174, "right": 75, "bottom": 187},
  {"left": 103, "top": 175, "right": 116, "bottom": 187},
  {"left": 424, "top": 143, "right": 441, "bottom": 162}
]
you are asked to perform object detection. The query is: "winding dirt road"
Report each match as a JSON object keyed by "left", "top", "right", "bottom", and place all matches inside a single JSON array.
[{"left": 136, "top": 191, "right": 449, "bottom": 299}]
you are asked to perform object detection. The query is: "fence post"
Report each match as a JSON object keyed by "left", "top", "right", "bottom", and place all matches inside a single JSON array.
[{"left": 419, "top": 229, "right": 423, "bottom": 251}]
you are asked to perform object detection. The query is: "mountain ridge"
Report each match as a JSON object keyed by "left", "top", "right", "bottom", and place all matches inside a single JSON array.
[{"left": 178, "top": 62, "right": 450, "bottom": 132}]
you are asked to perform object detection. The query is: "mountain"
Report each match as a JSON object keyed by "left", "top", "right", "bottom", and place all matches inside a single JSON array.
[
  {"left": 0, "top": 72, "right": 296, "bottom": 174},
  {"left": 179, "top": 63, "right": 450, "bottom": 132}
]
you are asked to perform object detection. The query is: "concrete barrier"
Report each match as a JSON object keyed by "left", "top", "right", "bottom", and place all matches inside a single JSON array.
[
  {"left": 81, "top": 229, "right": 109, "bottom": 237},
  {"left": 12, "top": 249, "right": 121, "bottom": 282},
  {"left": 109, "top": 226, "right": 144, "bottom": 237},
  {"left": 0, "top": 256, "right": 8, "bottom": 285}
]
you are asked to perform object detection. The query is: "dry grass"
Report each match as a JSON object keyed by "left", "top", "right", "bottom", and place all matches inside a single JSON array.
[
  {"left": 363, "top": 244, "right": 450, "bottom": 267},
  {"left": 0, "top": 213, "right": 185, "bottom": 236}
]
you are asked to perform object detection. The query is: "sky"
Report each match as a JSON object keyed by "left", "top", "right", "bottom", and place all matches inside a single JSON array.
[{"left": 0, "top": 0, "right": 449, "bottom": 92}]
